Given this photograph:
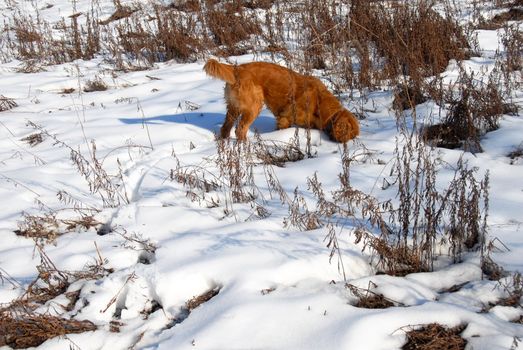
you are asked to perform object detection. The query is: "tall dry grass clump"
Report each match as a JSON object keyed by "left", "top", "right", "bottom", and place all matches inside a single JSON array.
[
  {"left": 7, "top": 5, "right": 101, "bottom": 65},
  {"left": 422, "top": 66, "right": 515, "bottom": 153},
  {"left": 3, "top": 0, "right": 474, "bottom": 84}
]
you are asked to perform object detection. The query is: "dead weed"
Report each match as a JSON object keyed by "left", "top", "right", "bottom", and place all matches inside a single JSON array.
[
  {"left": 346, "top": 283, "right": 397, "bottom": 309},
  {"left": 14, "top": 213, "right": 101, "bottom": 244},
  {"left": 21, "top": 132, "right": 44, "bottom": 147},
  {"left": 186, "top": 287, "right": 221, "bottom": 312},
  {"left": 0, "top": 313, "right": 96, "bottom": 349},
  {"left": 402, "top": 323, "right": 467, "bottom": 350},
  {"left": 0, "top": 95, "right": 17, "bottom": 112}
]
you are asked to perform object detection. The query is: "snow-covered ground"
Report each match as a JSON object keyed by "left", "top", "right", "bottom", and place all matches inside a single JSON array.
[{"left": 0, "top": 1, "right": 522, "bottom": 349}]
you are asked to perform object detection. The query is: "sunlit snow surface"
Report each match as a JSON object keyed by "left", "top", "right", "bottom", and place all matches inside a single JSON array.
[{"left": 0, "top": 1, "right": 522, "bottom": 349}]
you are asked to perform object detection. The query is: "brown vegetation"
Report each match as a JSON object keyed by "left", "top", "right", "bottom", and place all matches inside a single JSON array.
[
  {"left": 186, "top": 287, "right": 221, "bottom": 312},
  {"left": 0, "top": 314, "right": 96, "bottom": 349},
  {"left": 346, "top": 283, "right": 397, "bottom": 309},
  {"left": 15, "top": 213, "right": 101, "bottom": 244},
  {"left": 402, "top": 323, "right": 467, "bottom": 350},
  {"left": 0, "top": 95, "right": 17, "bottom": 112},
  {"left": 423, "top": 68, "right": 509, "bottom": 153}
]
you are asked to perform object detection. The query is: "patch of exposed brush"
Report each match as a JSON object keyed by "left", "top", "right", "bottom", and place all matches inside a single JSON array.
[
  {"left": 60, "top": 87, "right": 75, "bottom": 94},
  {"left": 353, "top": 229, "right": 426, "bottom": 276},
  {"left": 170, "top": 131, "right": 316, "bottom": 223},
  {"left": 186, "top": 287, "right": 221, "bottom": 312},
  {"left": 477, "top": 8, "right": 523, "bottom": 29},
  {"left": 508, "top": 143, "right": 523, "bottom": 164},
  {"left": 22, "top": 244, "right": 111, "bottom": 307},
  {"left": 99, "top": 3, "right": 139, "bottom": 25},
  {"left": 423, "top": 68, "right": 508, "bottom": 153},
  {"left": 320, "top": 128, "right": 489, "bottom": 276},
  {"left": 0, "top": 312, "right": 96, "bottom": 349},
  {"left": 165, "top": 286, "right": 221, "bottom": 330},
  {"left": 393, "top": 81, "right": 428, "bottom": 111},
  {"left": 401, "top": 323, "right": 467, "bottom": 350},
  {"left": 205, "top": 1, "right": 262, "bottom": 56},
  {"left": 21, "top": 132, "right": 44, "bottom": 147},
  {"left": 485, "top": 272, "right": 523, "bottom": 310},
  {"left": 346, "top": 283, "right": 398, "bottom": 309},
  {"left": 481, "top": 255, "right": 507, "bottom": 281},
  {"left": 14, "top": 212, "right": 102, "bottom": 244},
  {"left": 14, "top": 213, "right": 60, "bottom": 243},
  {"left": 0, "top": 95, "right": 17, "bottom": 112},
  {"left": 83, "top": 77, "right": 108, "bottom": 92},
  {"left": 0, "top": 242, "right": 112, "bottom": 348},
  {"left": 252, "top": 130, "right": 310, "bottom": 167}
]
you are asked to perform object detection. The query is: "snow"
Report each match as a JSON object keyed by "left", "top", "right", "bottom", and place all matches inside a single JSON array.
[{"left": 0, "top": 1, "right": 522, "bottom": 349}]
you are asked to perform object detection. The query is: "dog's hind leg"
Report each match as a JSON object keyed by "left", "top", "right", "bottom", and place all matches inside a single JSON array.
[
  {"left": 235, "top": 103, "right": 262, "bottom": 141},
  {"left": 220, "top": 84, "right": 241, "bottom": 139},
  {"left": 234, "top": 85, "right": 264, "bottom": 141},
  {"left": 221, "top": 103, "right": 240, "bottom": 139}
]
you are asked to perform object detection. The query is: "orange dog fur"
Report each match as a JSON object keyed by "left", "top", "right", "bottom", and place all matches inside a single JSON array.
[{"left": 203, "top": 59, "right": 359, "bottom": 143}]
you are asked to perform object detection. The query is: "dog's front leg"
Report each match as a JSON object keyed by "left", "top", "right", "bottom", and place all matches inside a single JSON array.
[
  {"left": 235, "top": 109, "right": 258, "bottom": 141},
  {"left": 276, "top": 116, "right": 291, "bottom": 130}
]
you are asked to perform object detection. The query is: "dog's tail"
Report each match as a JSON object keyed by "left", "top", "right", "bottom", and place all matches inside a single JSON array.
[{"left": 203, "top": 59, "right": 236, "bottom": 84}]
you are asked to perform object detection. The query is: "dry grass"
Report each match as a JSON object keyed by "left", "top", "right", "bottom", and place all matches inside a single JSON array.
[
  {"left": 354, "top": 230, "right": 426, "bottom": 276},
  {"left": 19, "top": 243, "right": 110, "bottom": 307},
  {"left": 501, "top": 24, "right": 523, "bottom": 75},
  {"left": 27, "top": 121, "right": 130, "bottom": 208},
  {"left": 423, "top": 68, "right": 507, "bottom": 153},
  {"left": 0, "top": 241, "right": 112, "bottom": 348},
  {"left": 393, "top": 82, "right": 428, "bottom": 112},
  {"left": 253, "top": 136, "right": 306, "bottom": 167},
  {"left": 164, "top": 286, "right": 221, "bottom": 330},
  {"left": 186, "top": 287, "right": 221, "bottom": 312},
  {"left": 83, "top": 77, "right": 108, "bottom": 92},
  {"left": 60, "top": 87, "right": 75, "bottom": 94},
  {"left": 14, "top": 213, "right": 101, "bottom": 244},
  {"left": 493, "top": 272, "right": 522, "bottom": 308},
  {"left": 205, "top": 1, "right": 261, "bottom": 56},
  {"left": 21, "top": 132, "right": 44, "bottom": 147},
  {"left": 4, "top": 0, "right": 476, "bottom": 91},
  {"left": 477, "top": 8, "right": 523, "bottom": 29},
  {"left": 344, "top": 127, "right": 490, "bottom": 275},
  {"left": 481, "top": 255, "right": 506, "bottom": 281},
  {"left": 402, "top": 323, "right": 467, "bottom": 350},
  {"left": 508, "top": 143, "right": 523, "bottom": 164},
  {"left": 0, "top": 95, "right": 17, "bottom": 112},
  {"left": 99, "top": 4, "right": 139, "bottom": 25},
  {"left": 14, "top": 213, "right": 60, "bottom": 243},
  {"left": 0, "top": 313, "right": 96, "bottom": 349},
  {"left": 346, "top": 283, "right": 397, "bottom": 309}
]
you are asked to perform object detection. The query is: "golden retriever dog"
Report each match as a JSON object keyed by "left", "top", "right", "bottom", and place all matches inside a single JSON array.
[{"left": 203, "top": 59, "right": 359, "bottom": 143}]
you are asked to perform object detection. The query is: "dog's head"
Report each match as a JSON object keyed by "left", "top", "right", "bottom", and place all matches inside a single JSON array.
[
  {"left": 317, "top": 89, "right": 360, "bottom": 143},
  {"left": 324, "top": 109, "right": 360, "bottom": 143}
]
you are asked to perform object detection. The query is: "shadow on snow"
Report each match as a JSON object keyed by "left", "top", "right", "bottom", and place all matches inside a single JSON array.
[{"left": 119, "top": 112, "right": 277, "bottom": 135}]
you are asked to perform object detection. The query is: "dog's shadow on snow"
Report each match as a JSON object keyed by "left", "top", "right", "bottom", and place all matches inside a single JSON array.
[{"left": 119, "top": 112, "right": 277, "bottom": 136}]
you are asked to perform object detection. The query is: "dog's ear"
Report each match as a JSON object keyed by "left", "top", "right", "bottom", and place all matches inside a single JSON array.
[{"left": 327, "top": 109, "right": 360, "bottom": 143}]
